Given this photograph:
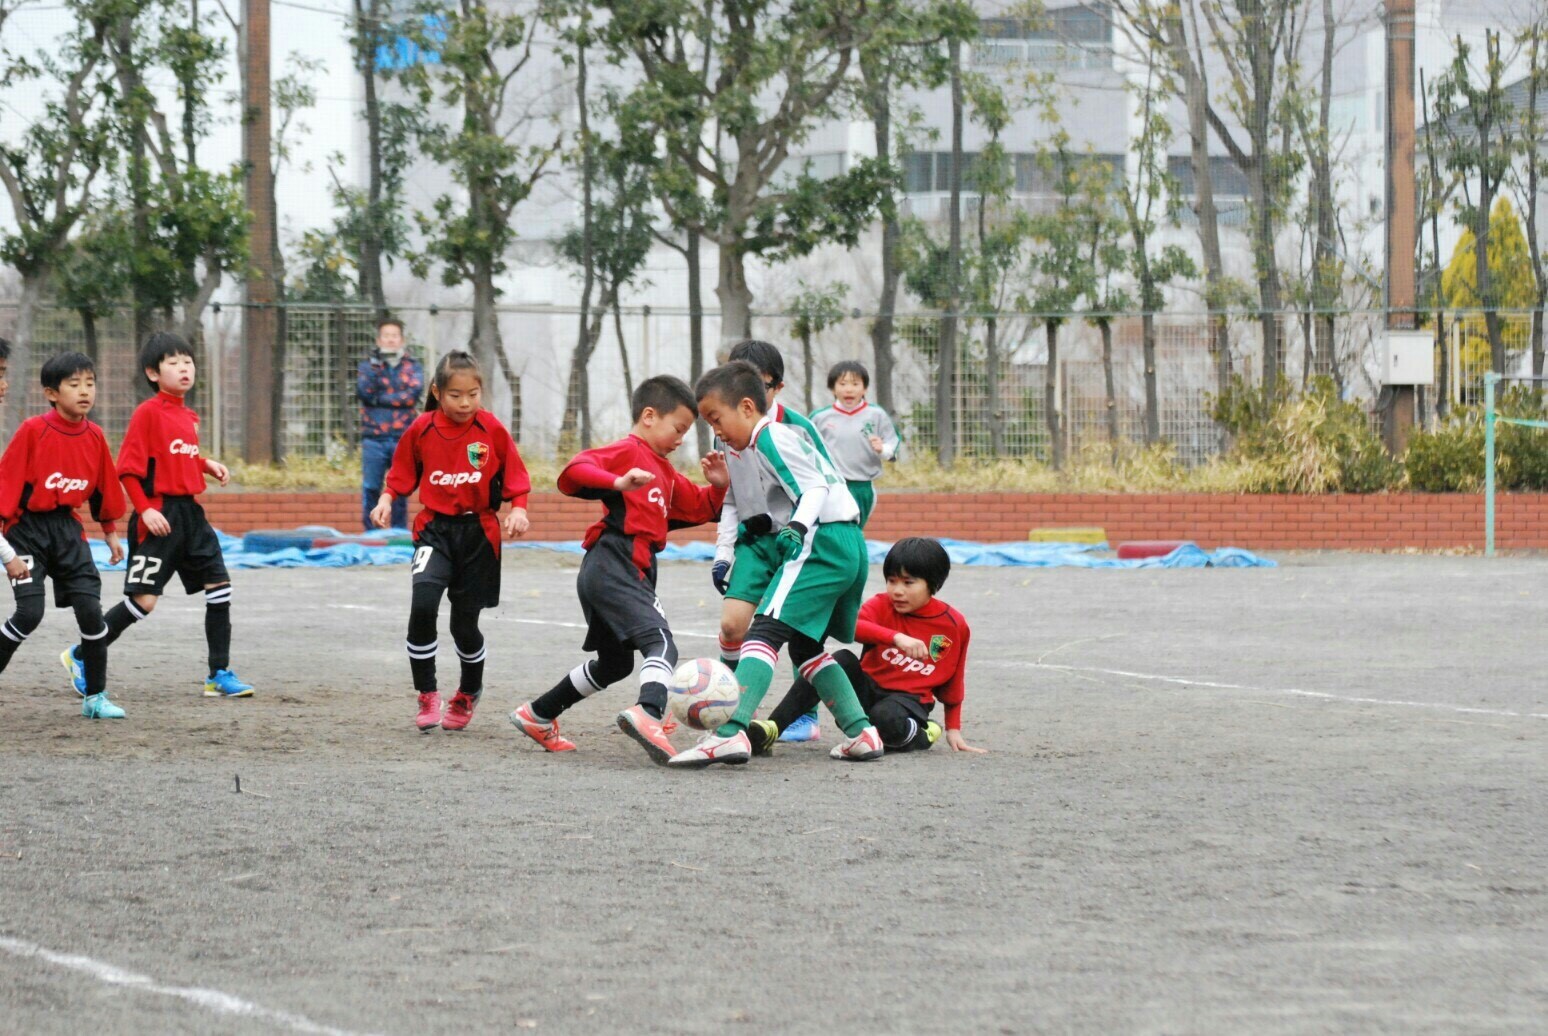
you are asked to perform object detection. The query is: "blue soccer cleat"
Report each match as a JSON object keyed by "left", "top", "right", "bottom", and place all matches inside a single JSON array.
[
  {"left": 204, "top": 669, "right": 255, "bottom": 698},
  {"left": 778, "top": 712, "right": 822, "bottom": 743},
  {"left": 61, "top": 646, "right": 86, "bottom": 697},
  {"left": 81, "top": 692, "right": 125, "bottom": 719}
]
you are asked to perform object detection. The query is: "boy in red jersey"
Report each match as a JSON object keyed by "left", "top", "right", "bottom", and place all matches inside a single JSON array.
[
  {"left": 511, "top": 375, "right": 728, "bottom": 764},
  {"left": 372, "top": 351, "right": 530, "bottom": 732},
  {"left": 748, "top": 537, "right": 985, "bottom": 755},
  {"left": 0, "top": 353, "right": 128, "bottom": 718},
  {"left": 67, "top": 333, "right": 255, "bottom": 699}
]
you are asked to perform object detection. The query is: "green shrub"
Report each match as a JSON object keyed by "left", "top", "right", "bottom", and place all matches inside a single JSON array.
[
  {"left": 1406, "top": 388, "right": 1548, "bottom": 491},
  {"left": 1212, "top": 376, "right": 1403, "bottom": 493}
]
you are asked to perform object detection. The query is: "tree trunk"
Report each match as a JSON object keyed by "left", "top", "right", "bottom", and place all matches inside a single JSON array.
[
  {"left": 864, "top": 63, "right": 899, "bottom": 413},
  {"left": 1045, "top": 320, "right": 1063, "bottom": 469},
  {"left": 469, "top": 264, "right": 517, "bottom": 427},
  {"left": 715, "top": 245, "right": 753, "bottom": 347},
  {"left": 79, "top": 308, "right": 99, "bottom": 364},
  {"left": 985, "top": 313, "right": 1003, "bottom": 458},
  {"left": 356, "top": 0, "right": 387, "bottom": 315},
  {"left": 687, "top": 227, "right": 707, "bottom": 453},
  {"left": 1249, "top": 159, "right": 1283, "bottom": 394},
  {"left": 936, "top": 37, "right": 964, "bottom": 466},
  {"left": 1099, "top": 319, "right": 1118, "bottom": 464},
  {"left": 8, "top": 275, "right": 43, "bottom": 428},
  {"left": 572, "top": 25, "right": 597, "bottom": 449},
  {"left": 1141, "top": 308, "right": 1160, "bottom": 444},
  {"left": 801, "top": 330, "right": 814, "bottom": 413},
  {"left": 613, "top": 297, "right": 634, "bottom": 404},
  {"left": 1476, "top": 184, "right": 1505, "bottom": 373},
  {"left": 1311, "top": 0, "right": 1338, "bottom": 384},
  {"left": 561, "top": 304, "right": 607, "bottom": 448}
]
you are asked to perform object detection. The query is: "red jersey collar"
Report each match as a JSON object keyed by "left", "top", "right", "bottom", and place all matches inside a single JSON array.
[
  {"left": 156, "top": 390, "right": 187, "bottom": 407},
  {"left": 430, "top": 407, "right": 484, "bottom": 433},
  {"left": 896, "top": 598, "right": 949, "bottom": 620},
  {"left": 833, "top": 399, "right": 868, "bottom": 416},
  {"left": 42, "top": 409, "right": 90, "bottom": 435}
]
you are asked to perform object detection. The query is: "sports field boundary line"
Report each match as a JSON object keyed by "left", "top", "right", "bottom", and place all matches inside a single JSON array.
[
  {"left": 495, "top": 615, "right": 1548, "bottom": 722},
  {"left": 0, "top": 936, "right": 380, "bottom": 1036}
]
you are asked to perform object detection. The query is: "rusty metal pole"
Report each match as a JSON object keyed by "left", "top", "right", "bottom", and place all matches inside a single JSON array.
[
  {"left": 242, "top": 0, "right": 277, "bottom": 462},
  {"left": 1384, "top": 0, "right": 1418, "bottom": 453}
]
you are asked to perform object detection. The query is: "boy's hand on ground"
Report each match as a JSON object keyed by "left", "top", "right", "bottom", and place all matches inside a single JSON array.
[
  {"left": 701, "top": 451, "right": 729, "bottom": 487},
  {"left": 105, "top": 532, "right": 124, "bottom": 566},
  {"left": 502, "top": 507, "right": 529, "bottom": 539},
  {"left": 945, "top": 730, "right": 985, "bottom": 754},
  {"left": 868, "top": 434, "right": 885, "bottom": 454},
  {"left": 205, "top": 460, "right": 230, "bottom": 486},
  {"left": 4, "top": 556, "right": 29, "bottom": 581},
  {"left": 892, "top": 633, "right": 930, "bottom": 661},
  {"left": 615, "top": 469, "right": 655, "bottom": 491},
  {"left": 141, "top": 508, "right": 171, "bottom": 537},
  {"left": 369, "top": 497, "right": 393, "bottom": 529}
]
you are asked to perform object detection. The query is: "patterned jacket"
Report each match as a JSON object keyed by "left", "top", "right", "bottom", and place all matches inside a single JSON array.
[{"left": 356, "top": 352, "right": 424, "bottom": 440}]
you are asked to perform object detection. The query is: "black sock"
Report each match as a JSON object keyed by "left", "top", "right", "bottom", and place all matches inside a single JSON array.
[
  {"left": 530, "top": 663, "right": 599, "bottom": 722},
  {"left": 0, "top": 633, "right": 20, "bottom": 674},
  {"left": 205, "top": 597, "right": 231, "bottom": 676},
  {"left": 637, "top": 682, "right": 667, "bottom": 720},
  {"left": 458, "top": 653, "right": 485, "bottom": 698},
  {"left": 79, "top": 632, "right": 107, "bottom": 695},
  {"left": 101, "top": 599, "right": 144, "bottom": 648},
  {"left": 408, "top": 644, "right": 437, "bottom": 693}
]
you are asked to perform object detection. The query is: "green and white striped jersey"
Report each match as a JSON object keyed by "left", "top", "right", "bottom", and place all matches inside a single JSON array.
[
  {"left": 748, "top": 414, "right": 859, "bottom": 529},
  {"left": 715, "top": 402, "right": 832, "bottom": 561}
]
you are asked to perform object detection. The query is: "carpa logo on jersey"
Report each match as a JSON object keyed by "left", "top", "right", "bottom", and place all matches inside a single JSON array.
[
  {"left": 43, "top": 472, "right": 90, "bottom": 493},
  {"left": 168, "top": 438, "right": 200, "bottom": 456},
  {"left": 428, "top": 470, "right": 483, "bottom": 487},
  {"left": 880, "top": 645, "right": 936, "bottom": 676}
]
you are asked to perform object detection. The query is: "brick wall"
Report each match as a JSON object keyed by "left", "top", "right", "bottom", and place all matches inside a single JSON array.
[{"left": 198, "top": 489, "right": 1548, "bottom": 550}]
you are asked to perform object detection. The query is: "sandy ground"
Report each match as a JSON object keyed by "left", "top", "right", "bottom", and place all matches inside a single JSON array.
[{"left": 0, "top": 550, "right": 1544, "bottom": 1034}]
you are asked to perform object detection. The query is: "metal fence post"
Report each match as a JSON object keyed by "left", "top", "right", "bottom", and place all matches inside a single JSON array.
[{"left": 1484, "top": 371, "right": 1498, "bottom": 556}]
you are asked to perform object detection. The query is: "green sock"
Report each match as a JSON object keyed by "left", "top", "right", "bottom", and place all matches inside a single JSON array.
[
  {"left": 716, "top": 653, "right": 775, "bottom": 736},
  {"left": 810, "top": 661, "right": 870, "bottom": 738}
]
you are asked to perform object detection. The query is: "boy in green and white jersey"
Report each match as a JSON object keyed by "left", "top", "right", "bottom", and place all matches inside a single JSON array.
[{"left": 668, "top": 361, "right": 882, "bottom": 768}]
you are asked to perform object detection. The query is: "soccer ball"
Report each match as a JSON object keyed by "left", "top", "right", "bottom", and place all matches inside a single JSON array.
[{"left": 666, "top": 658, "right": 741, "bottom": 731}]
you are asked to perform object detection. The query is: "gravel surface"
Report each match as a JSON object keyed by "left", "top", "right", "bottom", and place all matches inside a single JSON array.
[{"left": 1, "top": 551, "right": 1544, "bottom": 1034}]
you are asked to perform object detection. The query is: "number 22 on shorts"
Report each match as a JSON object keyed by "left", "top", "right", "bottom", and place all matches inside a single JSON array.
[
  {"left": 412, "top": 546, "right": 433, "bottom": 574},
  {"left": 128, "top": 556, "right": 163, "bottom": 583}
]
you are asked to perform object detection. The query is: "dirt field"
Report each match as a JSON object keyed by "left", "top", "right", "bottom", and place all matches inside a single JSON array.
[{"left": 1, "top": 550, "right": 1544, "bottom": 1034}]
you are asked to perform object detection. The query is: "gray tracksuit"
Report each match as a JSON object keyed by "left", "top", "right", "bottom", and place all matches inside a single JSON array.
[{"left": 810, "top": 402, "right": 900, "bottom": 482}]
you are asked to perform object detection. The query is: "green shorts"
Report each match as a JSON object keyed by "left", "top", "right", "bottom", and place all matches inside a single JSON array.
[
  {"left": 726, "top": 534, "right": 783, "bottom": 605},
  {"left": 847, "top": 480, "right": 875, "bottom": 527},
  {"left": 757, "top": 521, "right": 868, "bottom": 644}
]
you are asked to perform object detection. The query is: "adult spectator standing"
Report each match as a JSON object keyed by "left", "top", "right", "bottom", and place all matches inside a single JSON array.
[{"left": 357, "top": 317, "right": 424, "bottom": 531}]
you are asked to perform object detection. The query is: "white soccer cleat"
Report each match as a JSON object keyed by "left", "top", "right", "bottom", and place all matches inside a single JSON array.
[
  {"left": 667, "top": 730, "right": 752, "bottom": 768},
  {"left": 830, "top": 725, "right": 884, "bottom": 761}
]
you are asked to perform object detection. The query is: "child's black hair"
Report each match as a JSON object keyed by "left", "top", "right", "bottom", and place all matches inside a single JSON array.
[
  {"left": 0, "top": 337, "right": 11, "bottom": 361},
  {"left": 695, "top": 361, "right": 770, "bottom": 416},
  {"left": 632, "top": 374, "right": 697, "bottom": 422},
  {"left": 425, "top": 350, "right": 482, "bottom": 412},
  {"left": 376, "top": 315, "right": 405, "bottom": 333},
  {"left": 727, "top": 340, "right": 785, "bottom": 385},
  {"left": 138, "top": 331, "right": 195, "bottom": 389},
  {"left": 827, "top": 359, "right": 870, "bottom": 391},
  {"left": 883, "top": 537, "right": 951, "bottom": 594},
  {"left": 40, "top": 351, "right": 96, "bottom": 391}
]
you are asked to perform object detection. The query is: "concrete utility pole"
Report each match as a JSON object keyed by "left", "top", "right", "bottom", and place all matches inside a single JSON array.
[
  {"left": 1383, "top": 0, "right": 1418, "bottom": 453},
  {"left": 243, "top": 0, "right": 277, "bottom": 462}
]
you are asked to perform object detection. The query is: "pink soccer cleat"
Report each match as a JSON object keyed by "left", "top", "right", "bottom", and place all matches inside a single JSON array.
[
  {"left": 416, "top": 692, "right": 443, "bottom": 732},
  {"left": 509, "top": 702, "right": 577, "bottom": 752},
  {"left": 442, "top": 690, "right": 479, "bottom": 731},
  {"left": 830, "top": 725, "right": 884, "bottom": 761},
  {"left": 616, "top": 705, "right": 677, "bottom": 766}
]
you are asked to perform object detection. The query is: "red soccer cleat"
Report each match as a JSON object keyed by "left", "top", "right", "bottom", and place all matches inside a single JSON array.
[
  {"left": 616, "top": 704, "right": 677, "bottom": 766},
  {"left": 416, "top": 692, "right": 443, "bottom": 732},
  {"left": 509, "top": 702, "right": 577, "bottom": 752},
  {"left": 442, "top": 690, "right": 479, "bottom": 731}
]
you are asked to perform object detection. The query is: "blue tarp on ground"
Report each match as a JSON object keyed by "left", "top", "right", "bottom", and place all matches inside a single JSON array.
[{"left": 86, "top": 529, "right": 1275, "bottom": 571}]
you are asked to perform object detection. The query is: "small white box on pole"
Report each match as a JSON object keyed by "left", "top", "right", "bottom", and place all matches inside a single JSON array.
[{"left": 1381, "top": 329, "right": 1434, "bottom": 385}]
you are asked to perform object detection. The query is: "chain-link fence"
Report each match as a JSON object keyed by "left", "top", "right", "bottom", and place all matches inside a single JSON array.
[{"left": 0, "top": 300, "right": 1542, "bottom": 466}]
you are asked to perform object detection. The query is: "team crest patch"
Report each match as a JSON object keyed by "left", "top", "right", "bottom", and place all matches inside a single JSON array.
[
  {"left": 928, "top": 634, "right": 952, "bottom": 661},
  {"left": 467, "top": 442, "right": 490, "bottom": 470}
]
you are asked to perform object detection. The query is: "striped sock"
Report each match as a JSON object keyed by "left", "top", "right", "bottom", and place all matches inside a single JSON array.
[{"left": 717, "top": 641, "right": 778, "bottom": 736}]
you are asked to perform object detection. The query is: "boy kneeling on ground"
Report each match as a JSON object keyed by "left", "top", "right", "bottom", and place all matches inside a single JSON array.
[{"left": 748, "top": 537, "right": 986, "bottom": 756}]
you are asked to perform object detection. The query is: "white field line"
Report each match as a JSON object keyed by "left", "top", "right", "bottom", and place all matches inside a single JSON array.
[
  {"left": 359, "top": 609, "right": 1548, "bottom": 722},
  {"left": 0, "top": 936, "right": 379, "bottom": 1036}
]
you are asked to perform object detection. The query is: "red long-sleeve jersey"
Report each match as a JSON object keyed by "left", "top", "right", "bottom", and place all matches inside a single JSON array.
[
  {"left": 0, "top": 411, "right": 126, "bottom": 534},
  {"left": 853, "top": 593, "right": 971, "bottom": 730},
  {"left": 116, "top": 391, "right": 209, "bottom": 513},
  {"left": 557, "top": 434, "right": 725, "bottom": 572},
  {"left": 384, "top": 408, "right": 531, "bottom": 553}
]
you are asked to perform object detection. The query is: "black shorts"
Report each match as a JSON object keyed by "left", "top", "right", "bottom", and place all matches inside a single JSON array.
[
  {"left": 576, "top": 533, "right": 668, "bottom": 653},
  {"left": 124, "top": 496, "right": 229, "bottom": 596},
  {"left": 6, "top": 509, "right": 101, "bottom": 607},
  {"left": 413, "top": 514, "right": 500, "bottom": 608}
]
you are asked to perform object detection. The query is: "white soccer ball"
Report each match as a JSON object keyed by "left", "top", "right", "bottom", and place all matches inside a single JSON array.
[{"left": 666, "top": 658, "right": 741, "bottom": 731}]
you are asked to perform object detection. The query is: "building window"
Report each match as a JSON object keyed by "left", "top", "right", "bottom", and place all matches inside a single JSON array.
[{"left": 973, "top": 4, "right": 1113, "bottom": 71}]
